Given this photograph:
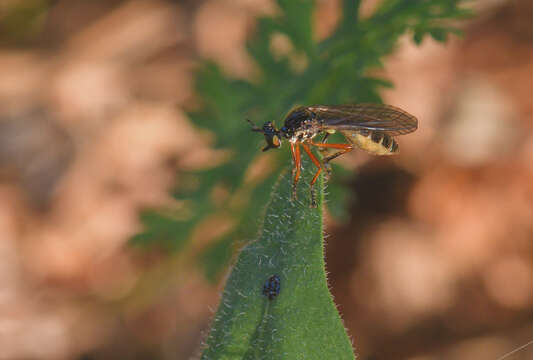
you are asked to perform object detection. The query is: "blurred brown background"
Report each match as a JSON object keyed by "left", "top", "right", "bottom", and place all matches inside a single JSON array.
[{"left": 0, "top": 0, "right": 532, "bottom": 359}]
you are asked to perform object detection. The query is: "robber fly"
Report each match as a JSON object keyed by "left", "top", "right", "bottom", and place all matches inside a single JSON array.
[{"left": 248, "top": 104, "right": 418, "bottom": 207}]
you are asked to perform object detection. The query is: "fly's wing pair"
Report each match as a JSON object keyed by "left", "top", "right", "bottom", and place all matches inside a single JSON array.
[{"left": 308, "top": 104, "right": 418, "bottom": 136}]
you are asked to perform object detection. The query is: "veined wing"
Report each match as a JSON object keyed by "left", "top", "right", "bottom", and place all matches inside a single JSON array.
[{"left": 307, "top": 104, "right": 418, "bottom": 136}]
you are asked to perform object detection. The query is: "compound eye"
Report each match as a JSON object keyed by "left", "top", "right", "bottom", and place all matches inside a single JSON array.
[{"left": 272, "top": 135, "right": 281, "bottom": 148}]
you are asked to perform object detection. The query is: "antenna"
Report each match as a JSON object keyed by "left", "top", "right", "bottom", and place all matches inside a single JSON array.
[{"left": 246, "top": 119, "right": 263, "bottom": 133}]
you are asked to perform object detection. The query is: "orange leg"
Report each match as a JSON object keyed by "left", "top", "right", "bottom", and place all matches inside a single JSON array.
[
  {"left": 309, "top": 141, "right": 353, "bottom": 179},
  {"left": 302, "top": 144, "right": 322, "bottom": 185},
  {"left": 302, "top": 143, "right": 322, "bottom": 207},
  {"left": 290, "top": 142, "right": 301, "bottom": 200}
]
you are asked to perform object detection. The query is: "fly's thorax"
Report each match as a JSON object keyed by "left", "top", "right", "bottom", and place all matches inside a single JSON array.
[
  {"left": 283, "top": 107, "right": 310, "bottom": 129},
  {"left": 282, "top": 108, "right": 321, "bottom": 143},
  {"left": 345, "top": 130, "right": 399, "bottom": 155},
  {"left": 288, "top": 121, "right": 321, "bottom": 142}
]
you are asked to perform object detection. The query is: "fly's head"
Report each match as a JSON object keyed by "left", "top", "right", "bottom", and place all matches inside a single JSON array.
[{"left": 248, "top": 120, "right": 282, "bottom": 152}]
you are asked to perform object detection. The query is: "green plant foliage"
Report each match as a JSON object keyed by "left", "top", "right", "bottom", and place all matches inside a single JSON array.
[
  {"left": 201, "top": 157, "right": 354, "bottom": 359},
  {"left": 132, "top": 0, "right": 471, "bottom": 281}
]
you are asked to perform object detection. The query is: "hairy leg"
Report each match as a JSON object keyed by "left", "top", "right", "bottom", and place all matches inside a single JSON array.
[
  {"left": 302, "top": 143, "right": 322, "bottom": 207},
  {"left": 290, "top": 142, "right": 301, "bottom": 200},
  {"left": 309, "top": 141, "right": 353, "bottom": 180}
]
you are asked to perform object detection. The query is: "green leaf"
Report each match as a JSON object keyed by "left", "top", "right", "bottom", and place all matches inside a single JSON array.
[
  {"left": 413, "top": 28, "right": 425, "bottom": 45},
  {"left": 429, "top": 27, "right": 448, "bottom": 42},
  {"left": 201, "top": 157, "right": 355, "bottom": 359},
  {"left": 275, "top": 0, "right": 315, "bottom": 55}
]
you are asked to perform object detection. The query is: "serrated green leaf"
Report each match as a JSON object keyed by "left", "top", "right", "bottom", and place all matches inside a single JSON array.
[
  {"left": 131, "top": 211, "right": 194, "bottom": 251},
  {"left": 429, "top": 27, "right": 448, "bottom": 42},
  {"left": 413, "top": 29, "right": 425, "bottom": 45},
  {"left": 199, "top": 235, "right": 235, "bottom": 283},
  {"left": 275, "top": 0, "right": 315, "bottom": 55},
  {"left": 201, "top": 157, "right": 354, "bottom": 359}
]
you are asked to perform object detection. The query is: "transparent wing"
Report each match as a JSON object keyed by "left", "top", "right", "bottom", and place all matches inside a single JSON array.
[{"left": 307, "top": 104, "right": 418, "bottom": 136}]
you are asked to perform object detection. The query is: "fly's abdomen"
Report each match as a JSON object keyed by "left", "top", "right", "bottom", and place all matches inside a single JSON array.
[{"left": 342, "top": 130, "right": 399, "bottom": 155}]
